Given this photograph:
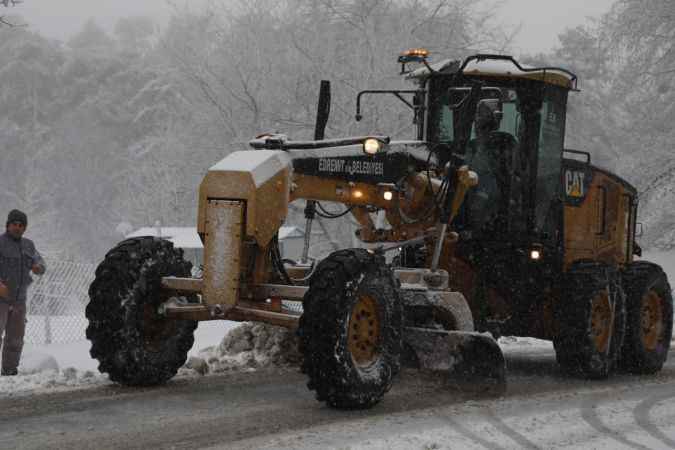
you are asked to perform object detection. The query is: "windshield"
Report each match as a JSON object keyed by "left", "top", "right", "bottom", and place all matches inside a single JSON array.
[
  {"left": 427, "top": 77, "right": 567, "bottom": 238},
  {"left": 535, "top": 88, "right": 566, "bottom": 236},
  {"left": 435, "top": 93, "right": 519, "bottom": 142}
]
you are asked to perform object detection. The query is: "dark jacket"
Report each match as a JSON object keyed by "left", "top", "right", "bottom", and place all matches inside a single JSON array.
[{"left": 0, "top": 232, "right": 46, "bottom": 303}]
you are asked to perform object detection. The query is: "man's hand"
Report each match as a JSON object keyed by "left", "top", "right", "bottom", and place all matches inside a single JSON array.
[
  {"left": 31, "top": 264, "right": 45, "bottom": 275},
  {"left": 0, "top": 280, "right": 7, "bottom": 299}
]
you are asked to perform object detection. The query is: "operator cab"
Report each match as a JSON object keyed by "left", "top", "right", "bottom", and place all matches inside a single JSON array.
[{"left": 409, "top": 54, "right": 577, "bottom": 252}]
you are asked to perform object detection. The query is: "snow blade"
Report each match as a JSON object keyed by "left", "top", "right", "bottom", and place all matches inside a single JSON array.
[{"left": 403, "top": 327, "right": 506, "bottom": 390}]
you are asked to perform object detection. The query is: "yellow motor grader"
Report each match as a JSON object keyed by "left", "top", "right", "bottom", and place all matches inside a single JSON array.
[{"left": 86, "top": 51, "right": 672, "bottom": 409}]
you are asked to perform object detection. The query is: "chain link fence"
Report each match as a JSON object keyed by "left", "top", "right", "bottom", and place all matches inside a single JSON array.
[{"left": 25, "top": 260, "right": 96, "bottom": 345}]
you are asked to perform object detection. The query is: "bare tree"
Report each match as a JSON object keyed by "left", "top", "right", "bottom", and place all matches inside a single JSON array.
[{"left": 0, "top": 0, "right": 23, "bottom": 27}]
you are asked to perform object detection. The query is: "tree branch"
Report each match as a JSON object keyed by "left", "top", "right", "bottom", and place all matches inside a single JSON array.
[{"left": 1, "top": 0, "right": 24, "bottom": 27}]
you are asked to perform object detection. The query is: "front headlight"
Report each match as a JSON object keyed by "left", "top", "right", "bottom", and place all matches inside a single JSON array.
[{"left": 363, "top": 138, "right": 382, "bottom": 155}]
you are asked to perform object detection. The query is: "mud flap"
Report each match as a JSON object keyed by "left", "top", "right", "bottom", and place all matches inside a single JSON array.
[{"left": 403, "top": 327, "right": 506, "bottom": 390}]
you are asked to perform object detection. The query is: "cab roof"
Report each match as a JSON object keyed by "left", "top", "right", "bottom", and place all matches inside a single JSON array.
[{"left": 406, "top": 54, "right": 577, "bottom": 90}]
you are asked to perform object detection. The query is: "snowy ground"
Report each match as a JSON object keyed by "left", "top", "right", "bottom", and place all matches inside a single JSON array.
[
  {"left": 1, "top": 250, "right": 673, "bottom": 398},
  {"left": 0, "top": 322, "right": 554, "bottom": 397},
  {"left": 0, "top": 320, "right": 240, "bottom": 396}
]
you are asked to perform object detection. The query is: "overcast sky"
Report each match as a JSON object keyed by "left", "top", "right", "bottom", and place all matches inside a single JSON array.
[
  {"left": 12, "top": 0, "right": 616, "bottom": 55},
  {"left": 497, "top": 0, "right": 616, "bottom": 54}
]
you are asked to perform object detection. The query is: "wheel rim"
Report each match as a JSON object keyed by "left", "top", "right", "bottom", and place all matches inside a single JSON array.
[
  {"left": 590, "top": 289, "right": 612, "bottom": 353},
  {"left": 640, "top": 290, "right": 664, "bottom": 351},
  {"left": 348, "top": 294, "right": 381, "bottom": 367}
]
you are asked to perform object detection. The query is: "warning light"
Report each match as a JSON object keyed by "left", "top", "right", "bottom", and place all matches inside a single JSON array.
[{"left": 398, "top": 48, "right": 430, "bottom": 63}]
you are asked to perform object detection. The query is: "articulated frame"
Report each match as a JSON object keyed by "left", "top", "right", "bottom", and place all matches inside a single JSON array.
[{"left": 157, "top": 149, "right": 476, "bottom": 330}]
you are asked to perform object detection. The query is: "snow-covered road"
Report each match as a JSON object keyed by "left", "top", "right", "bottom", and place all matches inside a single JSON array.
[
  {"left": 1, "top": 339, "right": 674, "bottom": 450},
  {"left": 0, "top": 250, "right": 672, "bottom": 449},
  {"left": 229, "top": 344, "right": 675, "bottom": 450}
]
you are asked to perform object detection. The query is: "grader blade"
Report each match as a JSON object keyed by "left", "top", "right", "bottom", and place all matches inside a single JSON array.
[{"left": 403, "top": 327, "right": 506, "bottom": 389}]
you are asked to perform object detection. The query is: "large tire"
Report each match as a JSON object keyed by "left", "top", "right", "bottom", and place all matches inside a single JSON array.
[
  {"left": 298, "top": 249, "right": 403, "bottom": 409},
  {"left": 620, "top": 261, "right": 673, "bottom": 374},
  {"left": 86, "top": 237, "right": 198, "bottom": 386},
  {"left": 553, "top": 262, "right": 626, "bottom": 379}
]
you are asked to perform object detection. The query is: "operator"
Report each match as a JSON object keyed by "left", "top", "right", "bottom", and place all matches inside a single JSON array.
[
  {"left": 465, "top": 99, "right": 506, "bottom": 229},
  {"left": 0, "top": 209, "right": 46, "bottom": 376}
]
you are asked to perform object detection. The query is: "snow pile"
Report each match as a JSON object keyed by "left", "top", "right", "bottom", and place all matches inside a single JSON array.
[
  {"left": 0, "top": 353, "right": 109, "bottom": 397},
  {"left": 186, "top": 322, "right": 301, "bottom": 375},
  {"left": 0, "top": 321, "right": 302, "bottom": 396}
]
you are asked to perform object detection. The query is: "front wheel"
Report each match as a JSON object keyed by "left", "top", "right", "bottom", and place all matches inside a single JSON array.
[
  {"left": 86, "top": 237, "right": 198, "bottom": 386},
  {"left": 298, "top": 249, "right": 402, "bottom": 409}
]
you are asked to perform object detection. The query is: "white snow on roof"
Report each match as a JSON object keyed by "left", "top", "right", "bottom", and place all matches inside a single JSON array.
[
  {"left": 406, "top": 58, "right": 459, "bottom": 78},
  {"left": 462, "top": 59, "right": 574, "bottom": 82},
  {"left": 406, "top": 57, "right": 574, "bottom": 87},
  {"left": 126, "top": 226, "right": 304, "bottom": 249}
]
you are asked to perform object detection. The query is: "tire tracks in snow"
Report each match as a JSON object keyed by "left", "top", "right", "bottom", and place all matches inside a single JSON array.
[
  {"left": 481, "top": 410, "right": 540, "bottom": 450},
  {"left": 633, "top": 391, "right": 675, "bottom": 448},
  {"left": 579, "top": 382, "right": 675, "bottom": 450}
]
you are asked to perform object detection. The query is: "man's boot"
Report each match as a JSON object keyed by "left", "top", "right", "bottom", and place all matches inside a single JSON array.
[{"left": 1, "top": 368, "right": 18, "bottom": 376}]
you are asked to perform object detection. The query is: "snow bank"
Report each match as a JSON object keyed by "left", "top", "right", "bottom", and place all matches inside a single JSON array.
[
  {"left": 0, "top": 321, "right": 232, "bottom": 396},
  {"left": 183, "top": 322, "right": 301, "bottom": 375},
  {"left": 0, "top": 321, "right": 299, "bottom": 397}
]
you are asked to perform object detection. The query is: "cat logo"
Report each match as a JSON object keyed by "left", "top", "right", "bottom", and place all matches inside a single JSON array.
[{"left": 565, "top": 170, "right": 585, "bottom": 198}]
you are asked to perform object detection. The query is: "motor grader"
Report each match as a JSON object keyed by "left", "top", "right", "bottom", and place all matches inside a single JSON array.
[{"left": 86, "top": 51, "right": 673, "bottom": 409}]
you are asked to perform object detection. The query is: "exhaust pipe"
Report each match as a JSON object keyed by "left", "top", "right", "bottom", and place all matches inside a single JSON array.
[{"left": 302, "top": 80, "right": 332, "bottom": 263}]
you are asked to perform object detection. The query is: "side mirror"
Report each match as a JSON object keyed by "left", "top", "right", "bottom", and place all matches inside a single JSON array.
[{"left": 635, "top": 222, "right": 643, "bottom": 238}]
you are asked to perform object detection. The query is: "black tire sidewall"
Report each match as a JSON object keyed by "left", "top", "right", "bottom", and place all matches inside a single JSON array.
[
  {"left": 86, "top": 237, "right": 197, "bottom": 385},
  {"left": 299, "top": 249, "right": 402, "bottom": 409},
  {"left": 621, "top": 262, "right": 673, "bottom": 373}
]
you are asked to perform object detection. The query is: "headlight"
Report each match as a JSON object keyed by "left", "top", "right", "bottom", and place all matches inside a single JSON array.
[
  {"left": 363, "top": 138, "right": 382, "bottom": 155},
  {"left": 529, "top": 244, "right": 543, "bottom": 261}
]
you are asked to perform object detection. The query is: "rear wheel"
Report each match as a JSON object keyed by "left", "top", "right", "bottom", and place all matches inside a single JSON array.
[
  {"left": 86, "top": 237, "right": 198, "bottom": 386},
  {"left": 620, "top": 261, "right": 673, "bottom": 374},
  {"left": 298, "top": 249, "right": 402, "bottom": 409},
  {"left": 553, "top": 262, "right": 626, "bottom": 379}
]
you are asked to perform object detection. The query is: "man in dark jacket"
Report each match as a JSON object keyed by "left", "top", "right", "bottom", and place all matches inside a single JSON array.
[{"left": 0, "top": 209, "right": 46, "bottom": 376}]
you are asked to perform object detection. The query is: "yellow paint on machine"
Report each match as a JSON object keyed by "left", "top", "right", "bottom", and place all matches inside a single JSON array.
[
  {"left": 202, "top": 200, "right": 243, "bottom": 309},
  {"left": 197, "top": 151, "right": 292, "bottom": 248},
  {"left": 564, "top": 169, "right": 634, "bottom": 270}
]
